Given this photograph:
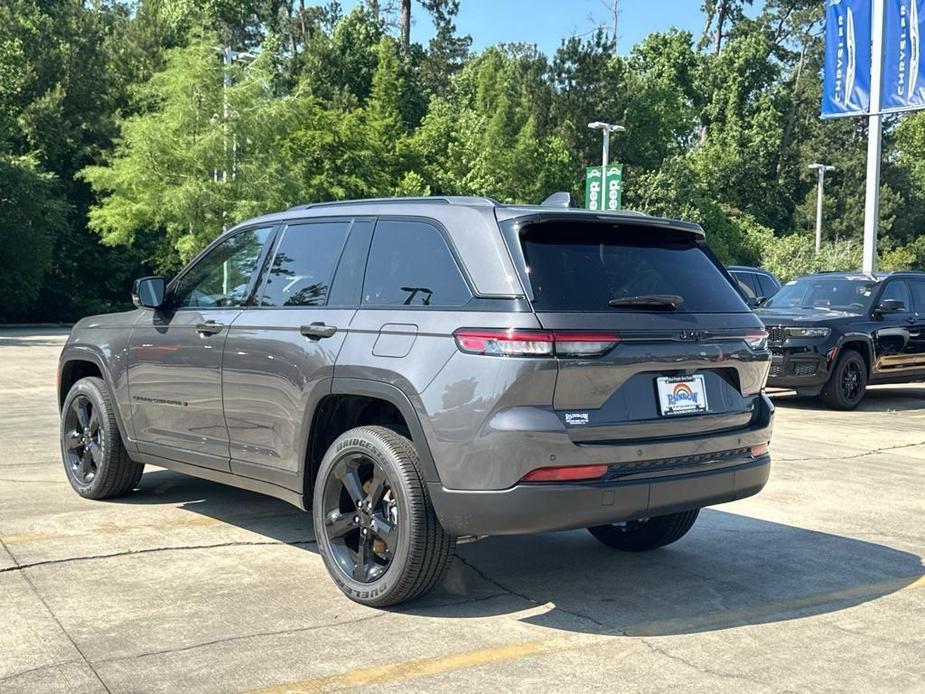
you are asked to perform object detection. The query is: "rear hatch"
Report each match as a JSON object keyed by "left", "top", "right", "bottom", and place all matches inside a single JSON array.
[{"left": 500, "top": 214, "right": 769, "bottom": 444}]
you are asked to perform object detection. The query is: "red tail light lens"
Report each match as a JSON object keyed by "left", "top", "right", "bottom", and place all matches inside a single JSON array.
[
  {"left": 453, "top": 329, "right": 619, "bottom": 358},
  {"left": 750, "top": 443, "right": 770, "bottom": 457},
  {"left": 521, "top": 464, "right": 609, "bottom": 482}
]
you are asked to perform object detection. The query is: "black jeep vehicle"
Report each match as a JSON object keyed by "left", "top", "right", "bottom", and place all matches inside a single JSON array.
[{"left": 757, "top": 271, "right": 925, "bottom": 409}]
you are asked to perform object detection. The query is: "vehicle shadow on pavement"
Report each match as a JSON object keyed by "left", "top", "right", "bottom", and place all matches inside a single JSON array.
[
  {"left": 126, "top": 469, "right": 922, "bottom": 638},
  {"left": 770, "top": 386, "right": 925, "bottom": 413}
]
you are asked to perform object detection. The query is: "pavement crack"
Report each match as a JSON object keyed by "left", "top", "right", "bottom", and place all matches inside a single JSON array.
[
  {"left": 97, "top": 612, "right": 387, "bottom": 665},
  {"left": 638, "top": 637, "right": 769, "bottom": 687},
  {"left": 0, "top": 537, "right": 112, "bottom": 693},
  {"left": 0, "top": 539, "right": 317, "bottom": 574},
  {"left": 455, "top": 556, "right": 612, "bottom": 630},
  {"left": 776, "top": 439, "right": 925, "bottom": 462}
]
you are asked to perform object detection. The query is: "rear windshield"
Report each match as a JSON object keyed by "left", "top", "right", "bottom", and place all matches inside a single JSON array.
[{"left": 515, "top": 223, "right": 748, "bottom": 313}]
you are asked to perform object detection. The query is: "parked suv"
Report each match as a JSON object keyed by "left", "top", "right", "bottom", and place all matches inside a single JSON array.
[
  {"left": 727, "top": 266, "right": 781, "bottom": 307},
  {"left": 757, "top": 271, "right": 925, "bottom": 409},
  {"left": 58, "top": 197, "right": 774, "bottom": 606}
]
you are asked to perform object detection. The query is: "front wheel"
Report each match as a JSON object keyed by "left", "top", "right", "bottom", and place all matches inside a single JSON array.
[
  {"left": 820, "top": 349, "right": 867, "bottom": 410},
  {"left": 588, "top": 509, "right": 700, "bottom": 551},
  {"left": 313, "top": 426, "right": 455, "bottom": 607},
  {"left": 60, "top": 377, "right": 144, "bottom": 499}
]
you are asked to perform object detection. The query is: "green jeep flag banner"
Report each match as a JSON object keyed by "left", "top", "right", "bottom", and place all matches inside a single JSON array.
[{"left": 585, "top": 164, "right": 623, "bottom": 211}]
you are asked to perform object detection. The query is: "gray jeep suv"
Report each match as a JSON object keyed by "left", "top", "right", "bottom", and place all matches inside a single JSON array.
[{"left": 58, "top": 196, "right": 774, "bottom": 606}]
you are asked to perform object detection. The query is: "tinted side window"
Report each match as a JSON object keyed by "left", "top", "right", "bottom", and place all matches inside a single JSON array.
[
  {"left": 734, "top": 273, "right": 757, "bottom": 299},
  {"left": 328, "top": 220, "right": 374, "bottom": 308},
  {"left": 757, "top": 273, "right": 779, "bottom": 298},
  {"left": 171, "top": 227, "right": 273, "bottom": 309},
  {"left": 880, "top": 280, "right": 912, "bottom": 313},
  {"left": 362, "top": 220, "right": 471, "bottom": 307},
  {"left": 260, "top": 221, "right": 350, "bottom": 307},
  {"left": 912, "top": 281, "right": 925, "bottom": 314}
]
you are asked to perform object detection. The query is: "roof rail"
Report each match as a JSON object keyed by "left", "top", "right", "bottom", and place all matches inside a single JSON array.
[{"left": 287, "top": 196, "right": 500, "bottom": 211}]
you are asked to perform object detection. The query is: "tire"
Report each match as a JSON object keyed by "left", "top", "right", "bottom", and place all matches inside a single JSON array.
[
  {"left": 820, "top": 349, "right": 867, "bottom": 410},
  {"left": 588, "top": 509, "right": 700, "bottom": 551},
  {"left": 312, "top": 426, "right": 455, "bottom": 607},
  {"left": 60, "top": 377, "right": 144, "bottom": 499}
]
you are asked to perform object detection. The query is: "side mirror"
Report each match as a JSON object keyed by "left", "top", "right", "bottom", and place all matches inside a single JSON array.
[
  {"left": 876, "top": 298, "right": 905, "bottom": 315},
  {"left": 132, "top": 276, "right": 166, "bottom": 309},
  {"left": 746, "top": 296, "right": 762, "bottom": 309}
]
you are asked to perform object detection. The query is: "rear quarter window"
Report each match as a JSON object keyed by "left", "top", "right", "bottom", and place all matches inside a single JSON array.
[{"left": 517, "top": 222, "right": 747, "bottom": 313}]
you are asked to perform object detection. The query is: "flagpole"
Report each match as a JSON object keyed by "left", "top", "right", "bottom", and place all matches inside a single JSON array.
[{"left": 862, "top": 0, "right": 885, "bottom": 274}]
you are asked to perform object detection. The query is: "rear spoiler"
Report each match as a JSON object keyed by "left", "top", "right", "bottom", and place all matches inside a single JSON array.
[{"left": 497, "top": 210, "right": 706, "bottom": 240}]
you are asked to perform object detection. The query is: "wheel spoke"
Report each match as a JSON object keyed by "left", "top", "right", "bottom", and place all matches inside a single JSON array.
[
  {"left": 76, "top": 456, "right": 91, "bottom": 481},
  {"left": 365, "top": 466, "right": 387, "bottom": 508},
  {"left": 87, "top": 441, "right": 103, "bottom": 465},
  {"left": 324, "top": 510, "right": 357, "bottom": 540},
  {"left": 353, "top": 536, "right": 371, "bottom": 580},
  {"left": 74, "top": 399, "right": 90, "bottom": 429},
  {"left": 370, "top": 513, "right": 397, "bottom": 549},
  {"left": 337, "top": 465, "right": 365, "bottom": 507},
  {"left": 65, "top": 430, "right": 83, "bottom": 450},
  {"left": 87, "top": 408, "right": 100, "bottom": 435}
]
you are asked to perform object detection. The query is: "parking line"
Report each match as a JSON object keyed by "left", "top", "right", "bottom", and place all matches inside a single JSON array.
[
  {"left": 246, "top": 634, "right": 609, "bottom": 694},
  {"left": 248, "top": 574, "right": 924, "bottom": 693}
]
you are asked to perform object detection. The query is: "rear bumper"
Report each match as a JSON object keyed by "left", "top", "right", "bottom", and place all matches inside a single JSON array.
[{"left": 429, "top": 454, "right": 771, "bottom": 536}]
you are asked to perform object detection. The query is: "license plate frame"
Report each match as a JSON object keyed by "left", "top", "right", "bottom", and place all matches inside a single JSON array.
[{"left": 656, "top": 375, "right": 709, "bottom": 416}]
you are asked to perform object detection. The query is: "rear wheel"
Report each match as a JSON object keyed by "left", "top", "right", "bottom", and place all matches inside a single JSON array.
[
  {"left": 588, "top": 509, "right": 700, "bottom": 551},
  {"left": 820, "top": 349, "right": 867, "bottom": 410},
  {"left": 60, "top": 377, "right": 144, "bottom": 499},
  {"left": 313, "top": 426, "right": 455, "bottom": 607}
]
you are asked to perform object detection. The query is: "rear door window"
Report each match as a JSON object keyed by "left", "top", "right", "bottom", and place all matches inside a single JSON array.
[
  {"left": 362, "top": 220, "right": 471, "bottom": 307},
  {"left": 260, "top": 221, "right": 351, "bottom": 307},
  {"left": 756, "top": 273, "right": 779, "bottom": 298},
  {"left": 517, "top": 223, "right": 747, "bottom": 313}
]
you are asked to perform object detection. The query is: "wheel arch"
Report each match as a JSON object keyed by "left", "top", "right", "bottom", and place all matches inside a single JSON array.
[
  {"left": 302, "top": 378, "right": 441, "bottom": 503},
  {"left": 838, "top": 334, "right": 874, "bottom": 376},
  {"left": 58, "top": 349, "right": 133, "bottom": 446}
]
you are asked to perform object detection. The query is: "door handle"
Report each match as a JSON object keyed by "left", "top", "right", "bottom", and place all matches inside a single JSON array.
[
  {"left": 196, "top": 321, "right": 224, "bottom": 336},
  {"left": 300, "top": 322, "right": 338, "bottom": 339}
]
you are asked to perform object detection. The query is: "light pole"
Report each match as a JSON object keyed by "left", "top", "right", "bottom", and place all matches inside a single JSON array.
[
  {"left": 588, "top": 121, "right": 625, "bottom": 168},
  {"left": 808, "top": 163, "right": 835, "bottom": 253}
]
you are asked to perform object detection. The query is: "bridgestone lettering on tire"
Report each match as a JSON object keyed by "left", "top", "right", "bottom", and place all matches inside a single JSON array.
[
  {"left": 60, "top": 377, "right": 144, "bottom": 499},
  {"left": 313, "top": 426, "right": 456, "bottom": 607}
]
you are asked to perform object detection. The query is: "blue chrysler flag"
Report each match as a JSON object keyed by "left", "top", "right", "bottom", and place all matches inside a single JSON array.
[
  {"left": 823, "top": 0, "right": 872, "bottom": 118},
  {"left": 882, "top": 0, "right": 925, "bottom": 113}
]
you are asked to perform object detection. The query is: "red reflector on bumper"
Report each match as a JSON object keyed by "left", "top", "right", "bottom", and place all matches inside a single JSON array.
[
  {"left": 521, "top": 464, "right": 609, "bottom": 482},
  {"left": 750, "top": 443, "right": 770, "bottom": 457}
]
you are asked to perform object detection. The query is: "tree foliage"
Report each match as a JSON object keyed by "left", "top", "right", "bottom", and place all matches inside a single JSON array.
[{"left": 4, "top": 1, "right": 925, "bottom": 322}]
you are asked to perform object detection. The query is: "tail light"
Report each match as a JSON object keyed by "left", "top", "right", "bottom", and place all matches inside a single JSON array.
[
  {"left": 521, "top": 464, "right": 609, "bottom": 482},
  {"left": 750, "top": 443, "right": 770, "bottom": 457},
  {"left": 745, "top": 330, "right": 769, "bottom": 350},
  {"left": 453, "top": 329, "right": 619, "bottom": 358}
]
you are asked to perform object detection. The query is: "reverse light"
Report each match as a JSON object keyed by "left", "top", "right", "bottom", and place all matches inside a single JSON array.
[
  {"left": 745, "top": 330, "right": 769, "bottom": 350},
  {"left": 453, "top": 329, "right": 620, "bottom": 358},
  {"left": 521, "top": 464, "right": 609, "bottom": 483},
  {"left": 785, "top": 327, "right": 831, "bottom": 339}
]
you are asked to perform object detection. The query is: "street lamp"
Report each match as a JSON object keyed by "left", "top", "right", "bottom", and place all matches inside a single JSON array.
[
  {"left": 588, "top": 121, "right": 625, "bottom": 167},
  {"left": 808, "top": 163, "right": 836, "bottom": 253}
]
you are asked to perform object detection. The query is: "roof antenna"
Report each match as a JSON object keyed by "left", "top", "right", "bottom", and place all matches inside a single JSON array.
[{"left": 541, "top": 192, "right": 578, "bottom": 208}]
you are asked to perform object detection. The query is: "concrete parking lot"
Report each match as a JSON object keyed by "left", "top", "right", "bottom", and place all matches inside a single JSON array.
[{"left": 1, "top": 328, "right": 923, "bottom": 693}]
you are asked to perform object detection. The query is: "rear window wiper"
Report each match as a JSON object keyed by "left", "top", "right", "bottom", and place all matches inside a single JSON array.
[{"left": 608, "top": 294, "right": 684, "bottom": 309}]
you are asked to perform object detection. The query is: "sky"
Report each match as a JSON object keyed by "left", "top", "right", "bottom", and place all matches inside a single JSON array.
[{"left": 333, "top": 1, "right": 762, "bottom": 57}]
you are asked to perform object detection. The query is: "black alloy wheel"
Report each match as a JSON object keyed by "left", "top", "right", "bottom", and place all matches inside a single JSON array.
[
  {"left": 320, "top": 452, "right": 399, "bottom": 583},
  {"left": 63, "top": 394, "right": 103, "bottom": 485},
  {"left": 60, "top": 377, "right": 144, "bottom": 499},
  {"left": 313, "top": 426, "right": 455, "bottom": 607},
  {"left": 821, "top": 349, "right": 867, "bottom": 410}
]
